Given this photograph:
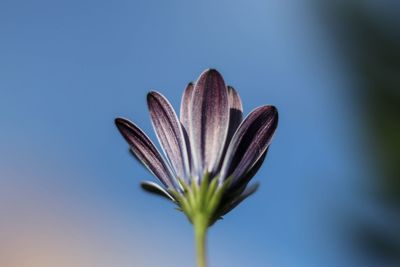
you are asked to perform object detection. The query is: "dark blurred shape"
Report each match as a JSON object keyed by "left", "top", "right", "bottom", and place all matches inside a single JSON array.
[
  {"left": 357, "top": 224, "right": 400, "bottom": 262},
  {"left": 321, "top": 0, "right": 400, "bottom": 265}
]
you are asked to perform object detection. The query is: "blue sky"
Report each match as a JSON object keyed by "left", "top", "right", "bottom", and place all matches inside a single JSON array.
[{"left": 0, "top": 0, "right": 376, "bottom": 266}]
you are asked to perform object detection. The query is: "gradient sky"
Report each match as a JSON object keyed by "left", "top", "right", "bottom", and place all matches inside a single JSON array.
[{"left": 0, "top": 0, "right": 377, "bottom": 266}]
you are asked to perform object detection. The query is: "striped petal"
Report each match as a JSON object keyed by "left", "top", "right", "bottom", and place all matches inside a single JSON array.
[
  {"left": 180, "top": 82, "right": 194, "bottom": 138},
  {"left": 240, "top": 148, "right": 268, "bottom": 184},
  {"left": 140, "top": 181, "right": 175, "bottom": 201},
  {"left": 190, "top": 69, "right": 230, "bottom": 177},
  {"left": 226, "top": 86, "right": 243, "bottom": 144},
  {"left": 219, "top": 105, "right": 278, "bottom": 185},
  {"left": 147, "top": 91, "right": 190, "bottom": 181},
  {"left": 218, "top": 86, "right": 244, "bottom": 170},
  {"left": 225, "top": 149, "right": 268, "bottom": 197},
  {"left": 180, "top": 83, "right": 194, "bottom": 175},
  {"left": 115, "top": 118, "right": 175, "bottom": 188}
]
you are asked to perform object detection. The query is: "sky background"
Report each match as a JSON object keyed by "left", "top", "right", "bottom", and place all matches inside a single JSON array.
[{"left": 0, "top": 0, "right": 396, "bottom": 267}]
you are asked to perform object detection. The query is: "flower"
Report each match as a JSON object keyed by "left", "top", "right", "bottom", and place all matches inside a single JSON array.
[{"left": 115, "top": 69, "right": 278, "bottom": 226}]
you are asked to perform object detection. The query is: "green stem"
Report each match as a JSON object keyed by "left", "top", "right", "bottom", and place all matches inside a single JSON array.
[{"left": 194, "top": 215, "right": 208, "bottom": 267}]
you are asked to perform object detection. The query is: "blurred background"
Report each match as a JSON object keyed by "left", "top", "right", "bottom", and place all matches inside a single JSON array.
[{"left": 0, "top": 0, "right": 399, "bottom": 266}]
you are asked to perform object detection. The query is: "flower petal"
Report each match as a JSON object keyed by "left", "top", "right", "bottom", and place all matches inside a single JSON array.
[
  {"left": 226, "top": 86, "right": 243, "bottom": 143},
  {"left": 190, "top": 69, "right": 230, "bottom": 177},
  {"left": 218, "top": 86, "right": 244, "bottom": 170},
  {"left": 180, "top": 82, "right": 194, "bottom": 138},
  {"left": 147, "top": 91, "right": 190, "bottom": 181},
  {"left": 180, "top": 83, "right": 194, "bottom": 175},
  {"left": 140, "top": 180, "right": 176, "bottom": 201},
  {"left": 224, "top": 148, "right": 267, "bottom": 197},
  {"left": 240, "top": 147, "right": 268, "bottom": 183},
  {"left": 115, "top": 118, "right": 175, "bottom": 188},
  {"left": 220, "top": 182, "right": 260, "bottom": 216},
  {"left": 219, "top": 105, "right": 278, "bottom": 185}
]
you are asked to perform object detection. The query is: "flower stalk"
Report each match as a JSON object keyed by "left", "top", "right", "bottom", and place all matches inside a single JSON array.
[
  {"left": 169, "top": 175, "right": 230, "bottom": 267},
  {"left": 194, "top": 213, "right": 208, "bottom": 267}
]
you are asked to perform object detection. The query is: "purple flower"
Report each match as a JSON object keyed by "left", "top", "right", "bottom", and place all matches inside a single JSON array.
[{"left": 115, "top": 69, "right": 278, "bottom": 225}]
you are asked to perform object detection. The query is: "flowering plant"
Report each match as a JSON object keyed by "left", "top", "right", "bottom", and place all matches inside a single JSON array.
[{"left": 115, "top": 69, "right": 278, "bottom": 267}]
